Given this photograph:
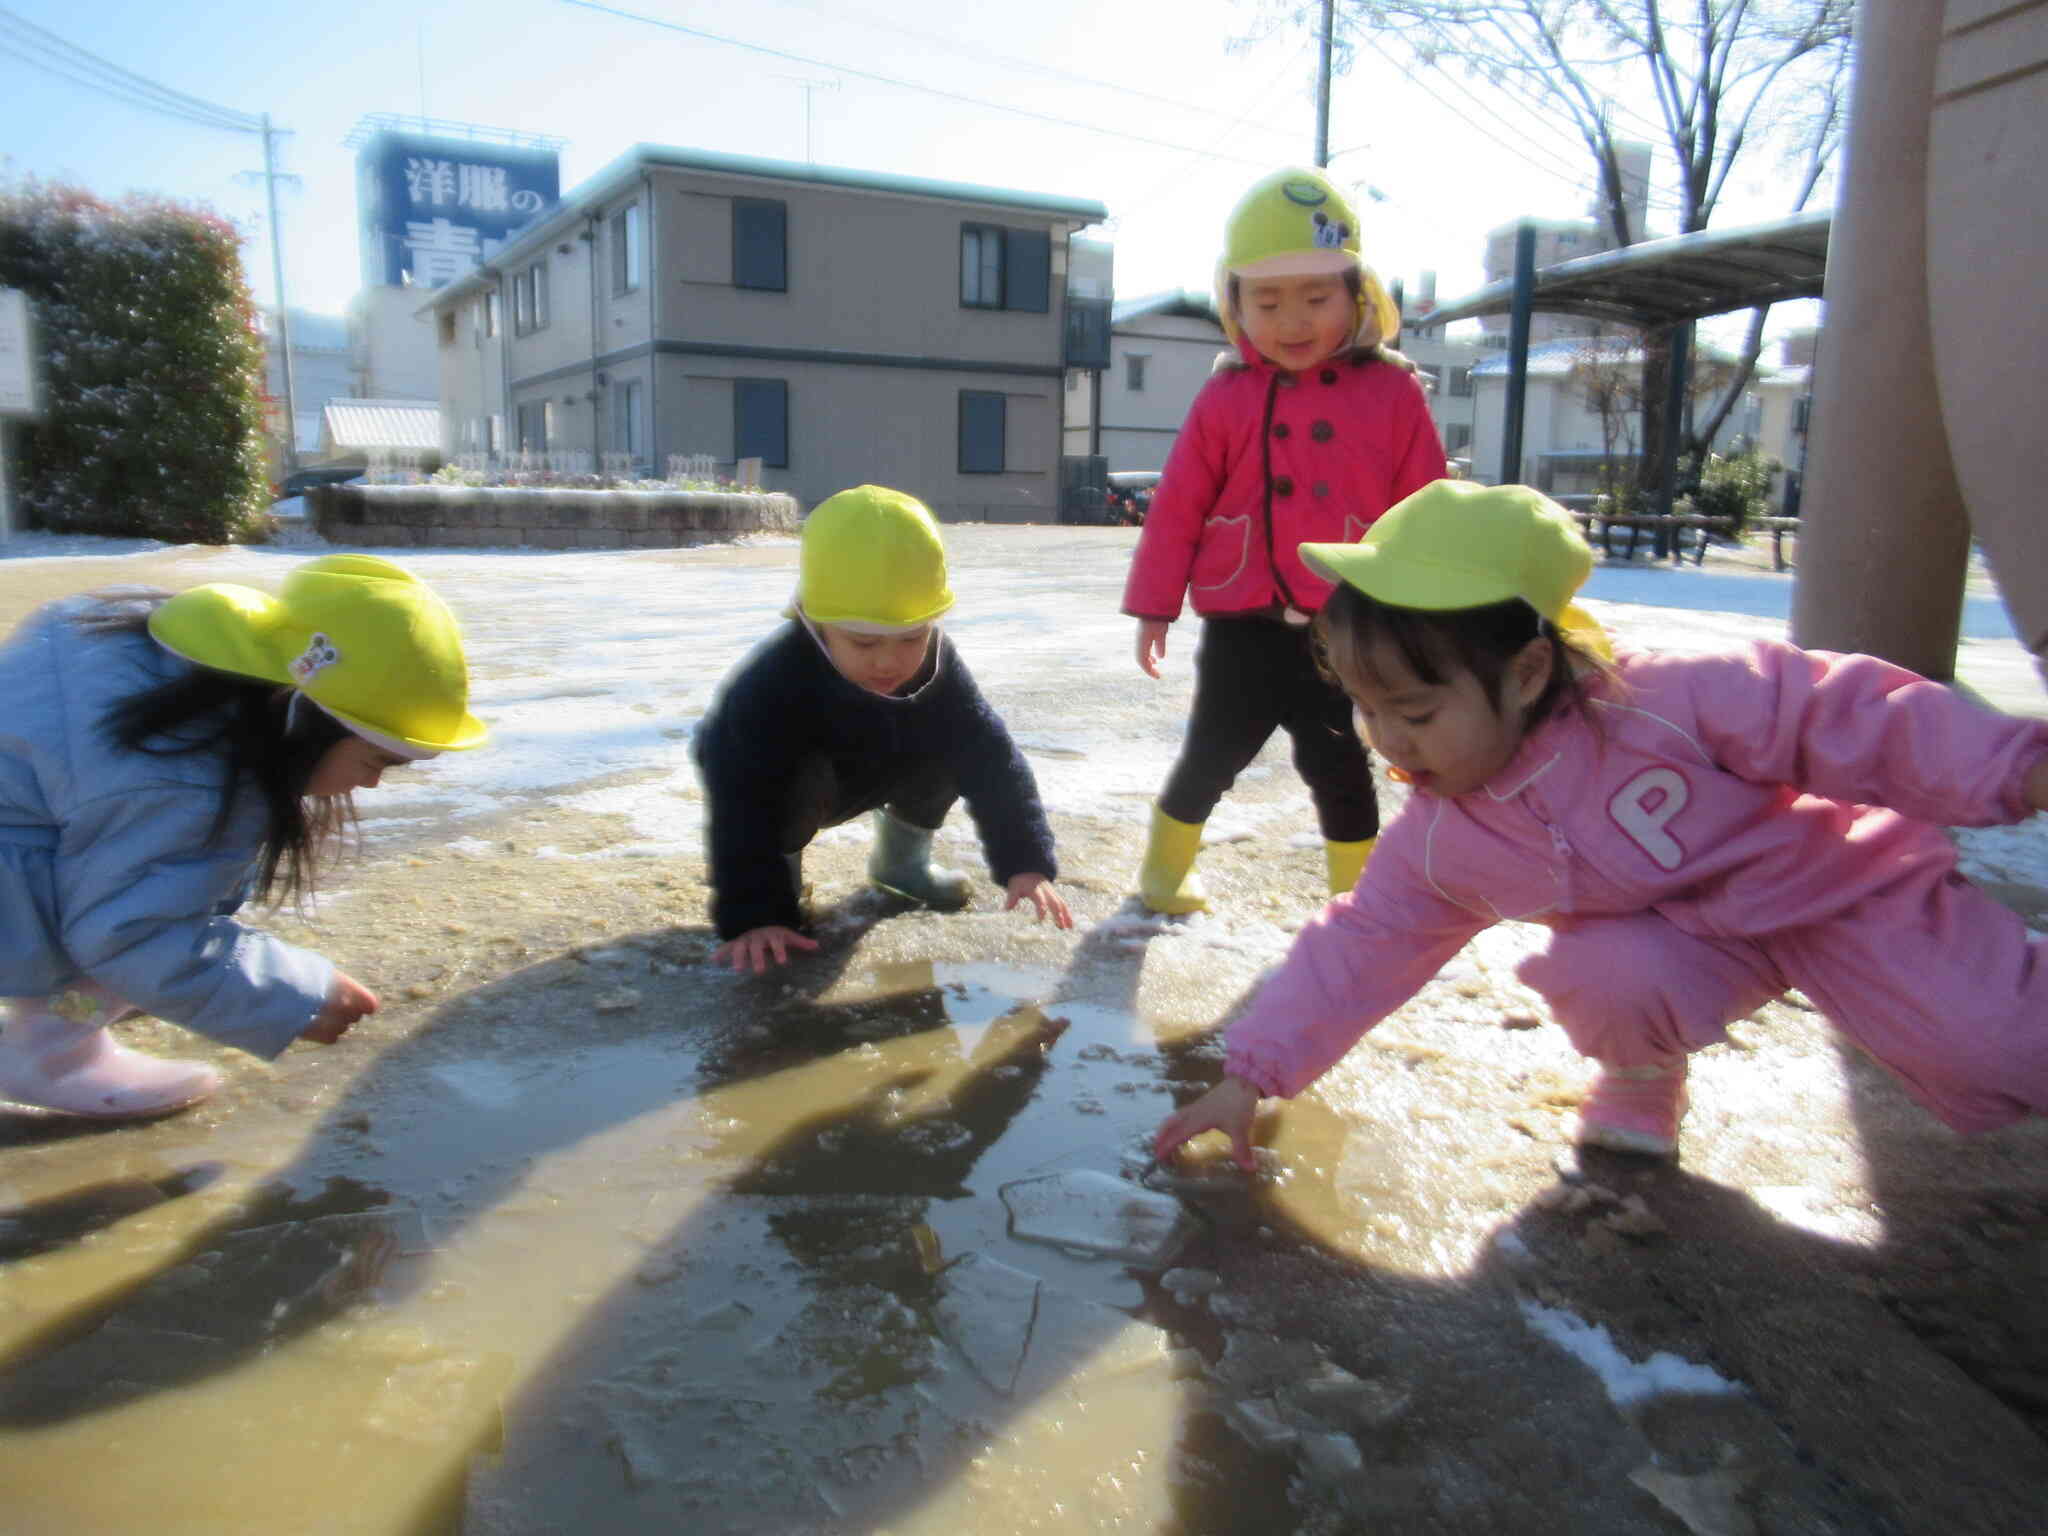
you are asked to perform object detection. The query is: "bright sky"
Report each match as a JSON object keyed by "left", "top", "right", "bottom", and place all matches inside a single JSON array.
[{"left": 0, "top": 0, "right": 1817, "bottom": 333}]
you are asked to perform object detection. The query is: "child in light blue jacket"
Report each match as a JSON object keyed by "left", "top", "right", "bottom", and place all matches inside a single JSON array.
[{"left": 0, "top": 554, "right": 486, "bottom": 1120}]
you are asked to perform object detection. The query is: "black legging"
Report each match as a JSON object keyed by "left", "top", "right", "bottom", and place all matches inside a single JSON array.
[
  {"left": 778, "top": 755, "right": 958, "bottom": 852},
  {"left": 1158, "top": 615, "right": 1379, "bottom": 842}
]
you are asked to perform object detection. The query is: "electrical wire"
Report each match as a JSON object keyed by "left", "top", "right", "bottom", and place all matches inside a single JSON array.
[
  {"left": 741, "top": 0, "right": 1307, "bottom": 142},
  {"left": 557, "top": 0, "right": 1287, "bottom": 168},
  {"left": 0, "top": 5, "right": 263, "bottom": 134}
]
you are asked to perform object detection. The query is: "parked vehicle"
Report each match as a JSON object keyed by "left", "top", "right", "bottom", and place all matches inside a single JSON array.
[{"left": 1106, "top": 470, "right": 1161, "bottom": 526}]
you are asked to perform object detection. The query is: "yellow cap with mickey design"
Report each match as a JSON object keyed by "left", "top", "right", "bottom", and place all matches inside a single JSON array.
[{"left": 148, "top": 553, "right": 486, "bottom": 754}]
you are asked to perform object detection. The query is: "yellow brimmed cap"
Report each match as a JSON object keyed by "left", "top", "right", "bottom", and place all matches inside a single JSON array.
[
  {"left": 794, "top": 485, "right": 954, "bottom": 629},
  {"left": 1300, "top": 480, "right": 1594, "bottom": 624},
  {"left": 148, "top": 553, "right": 486, "bottom": 754}
]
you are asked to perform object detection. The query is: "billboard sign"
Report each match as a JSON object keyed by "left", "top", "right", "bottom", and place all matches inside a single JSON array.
[{"left": 358, "top": 131, "right": 561, "bottom": 290}]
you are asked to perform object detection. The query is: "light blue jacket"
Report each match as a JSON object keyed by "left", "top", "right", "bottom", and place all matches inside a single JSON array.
[{"left": 0, "top": 593, "right": 333, "bottom": 1058}]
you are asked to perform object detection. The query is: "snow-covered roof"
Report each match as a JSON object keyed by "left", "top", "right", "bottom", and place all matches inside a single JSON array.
[
  {"left": 321, "top": 398, "right": 440, "bottom": 452},
  {"left": 1471, "top": 334, "right": 1750, "bottom": 377},
  {"left": 1112, "top": 289, "right": 1220, "bottom": 327}
]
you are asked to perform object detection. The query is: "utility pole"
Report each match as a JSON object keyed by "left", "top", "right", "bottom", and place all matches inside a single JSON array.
[
  {"left": 1314, "top": 0, "right": 1334, "bottom": 166},
  {"left": 257, "top": 115, "right": 300, "bottom": 480}
]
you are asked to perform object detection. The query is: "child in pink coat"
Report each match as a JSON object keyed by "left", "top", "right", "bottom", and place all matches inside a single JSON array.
[
  {"left": 1123, "top": 166, "right": 1444, "bottom": 915},
  {"left": 1155, "top": 480, "right": 2048, "bottom": 1164}
]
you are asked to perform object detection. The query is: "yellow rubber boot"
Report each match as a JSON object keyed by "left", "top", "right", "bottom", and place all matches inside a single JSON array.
[
  {"left": 1138, "top": 806, "right": 1209, "bottom": 915},
  {"left": 1325, "top": 836, "right": 1375, "bottom": 895}
]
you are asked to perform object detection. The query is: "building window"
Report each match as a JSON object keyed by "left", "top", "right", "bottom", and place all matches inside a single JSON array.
[
  {"left": 516, "top": 400, "right": 548, "bottom": 453},
  {"left": 611, "top": 203, "right": 643, "bottom": 295},
  {"left": 1124, "top": 353, "right": 1149, "bottom": 393},
  {"left": 611, "top": 379, "right": 642, "bottom": 458},
  {"left": 734, "top": 378, "right": 788, "bottom": 468},
  {"left": 734, "top": 198, "right": 787, "bottom": 292},
  {"left": 1444, "top": 422, "right": 1473, "bottom": 453},
  {"left": 960, "top": 225, "right": 1051, "bottom": 313},
  {"left": 437, "top": 310, "right": 457, "bottom": 346},
  {"left": 486, "top": 414, "right": 503, "bottom": 453},
  {"left": 1448, "top": 365, "right": 1474, "bottom": 398},
  {"left": 959, "top": 390, "right": 1006, "bottom": 474},
  {"left": 483, "top": 290, "right": 498, "bottom": 338},
  {"left": 961, "top": 224, "right": 1003, "bottom": 308},
  {"left": 514, "top": 260, "right": 550, "bottom": 334}
]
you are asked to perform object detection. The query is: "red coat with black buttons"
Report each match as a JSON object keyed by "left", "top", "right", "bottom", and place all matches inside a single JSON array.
[{"left": 1121, "top": 342, "right": 1446, "bottom": 621}]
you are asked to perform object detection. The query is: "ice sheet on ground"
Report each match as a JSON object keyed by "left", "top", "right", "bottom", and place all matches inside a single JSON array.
[
  {"left": 999, "top": 1169, "right": 1192, "bottom": 1265},
  {"left": 933, "top": 1251, "right": 1041, "bottom": 1396}
]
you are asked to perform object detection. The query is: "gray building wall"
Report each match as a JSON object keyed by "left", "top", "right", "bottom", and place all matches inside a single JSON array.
[{"left": 434, "top": 151, "right": 1097, "bottom": 514}]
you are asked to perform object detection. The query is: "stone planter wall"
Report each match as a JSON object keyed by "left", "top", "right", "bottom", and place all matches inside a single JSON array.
[{"left": 306, "top": 483, "right": 801, "bottom": 549}]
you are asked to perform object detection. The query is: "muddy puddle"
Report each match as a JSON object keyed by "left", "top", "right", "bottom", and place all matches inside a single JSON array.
[{"left": 0, "top": 942, "right": 1413, "bottom": 1534}]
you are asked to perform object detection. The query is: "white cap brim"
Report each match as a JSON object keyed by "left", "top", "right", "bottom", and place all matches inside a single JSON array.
[{"left": 1228, "top": 250, "right": 1357, "bottom": 279}]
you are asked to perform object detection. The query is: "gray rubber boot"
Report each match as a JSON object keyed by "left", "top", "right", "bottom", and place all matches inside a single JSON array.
[{"left": 866, "top": 810, "right": 971, "bottom": 911}]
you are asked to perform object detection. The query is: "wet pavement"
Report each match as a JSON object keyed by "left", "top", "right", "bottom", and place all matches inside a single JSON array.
[{"left": 2, "top": 528, "right": 2046, "bottom": 1533}]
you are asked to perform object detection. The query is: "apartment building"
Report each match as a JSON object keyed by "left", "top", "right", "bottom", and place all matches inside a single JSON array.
[{"left": 428, "top": 145, "right": 1108, "bottom": 520}]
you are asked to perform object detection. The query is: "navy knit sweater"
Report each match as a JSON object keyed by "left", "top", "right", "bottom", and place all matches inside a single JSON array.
[{"left": 693, "top": 623, "right": 1057, "bottom": 939}]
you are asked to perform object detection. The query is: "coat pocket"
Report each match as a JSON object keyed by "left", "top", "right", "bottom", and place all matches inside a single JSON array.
[{"left": 1189, "top": 514, "right": 1251, "bottom": 594}]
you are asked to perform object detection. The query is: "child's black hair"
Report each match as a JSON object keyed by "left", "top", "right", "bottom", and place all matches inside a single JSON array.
[
  {"left": 1313, "top": 581, "right": 1599, "bottom": 731},
  {"left": 79, "top": 594, "right": 356, "bottom": 908}
]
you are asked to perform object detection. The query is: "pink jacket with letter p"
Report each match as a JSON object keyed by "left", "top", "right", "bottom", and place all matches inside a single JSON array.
[
  {"left": 1121, "top": 347, "right": 1444, "bottom": 621},
  {"left": 1225, "top": 640, "right": 2048, "bottom": 1099}
]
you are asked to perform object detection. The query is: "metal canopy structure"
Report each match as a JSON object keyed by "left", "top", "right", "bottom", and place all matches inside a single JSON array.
[
  {"left": 1417, "top": 210, "right": 1832, "bottom": 514},
  {"left": 1421, "top": 210, "right": 1832, "bottom": 331}
]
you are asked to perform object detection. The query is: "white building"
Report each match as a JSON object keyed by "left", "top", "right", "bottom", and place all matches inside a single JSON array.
[
  {"left": 261, "top": 308, "right": 351, "bottom": 466},
  {"left": 1468, "top": 335, "right": 1778, "bottom": 501},
  {"left": 1063, "top": 290, "right": 1227, "bottom": 473}
]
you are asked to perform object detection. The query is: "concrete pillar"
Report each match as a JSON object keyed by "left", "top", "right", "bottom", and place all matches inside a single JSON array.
[
  {"left": 1927, "top": 0, "right": 2048, "bottom": 688},
  {"left": 1791, "top": 0, "right": 1970, "bottom": 679}
]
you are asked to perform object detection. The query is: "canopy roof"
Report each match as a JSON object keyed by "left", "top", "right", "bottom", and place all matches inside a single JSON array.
[{"left": 1421, "top": 211, "right": 1831, "bottom": 330}]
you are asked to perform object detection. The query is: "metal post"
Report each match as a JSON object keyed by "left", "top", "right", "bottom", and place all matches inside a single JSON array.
[
  {"left": 262, "top": 114, "right": 299, "bottom": 482},
  {"left": 1653, "top": 321, "right": 1690, "bottom": 553},
  {"left": 0, "top": 419, "right": 13, "bottom": 542},
  {"left": 1314, "top": 0, "right": 1334, "bottom": 167},
  {"left": 1499, "top": 222, "right": 1535, "bottom": 484}
]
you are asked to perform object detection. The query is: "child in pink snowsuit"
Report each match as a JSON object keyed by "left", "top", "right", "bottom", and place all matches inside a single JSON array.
[{"left": 1155, "top": 480, "right": 2048, "bottom": 1164}]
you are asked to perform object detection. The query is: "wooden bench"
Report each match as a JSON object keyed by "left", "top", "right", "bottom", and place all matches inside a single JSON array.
[
  {"left": 1750, "top": 516, "right": 1800, "bottom": 572},
  {"left": 1568, "top": 510, "right": 1736, "bottom": 565}
]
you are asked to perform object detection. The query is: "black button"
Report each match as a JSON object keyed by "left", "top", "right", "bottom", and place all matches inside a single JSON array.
[
  {"left": 1320, "top": 368, "right": 1338, "bottom": 385},
  {"left": 1310, "top": 420, "right": 1334, "bottom": 443},
  {"left": 1272, "top": 422, "right": 1290, "bottom": 439},
  {"left": 1312, "top": 481, "right": 1330, "bottom": 498},
  {"left": 1274, "top": 476, "right": 1295, "bottom": 497}
]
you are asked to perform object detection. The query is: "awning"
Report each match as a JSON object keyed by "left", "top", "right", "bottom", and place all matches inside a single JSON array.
[{"left": 1420, "top": 211, "right": 1831, "bottom": 331}]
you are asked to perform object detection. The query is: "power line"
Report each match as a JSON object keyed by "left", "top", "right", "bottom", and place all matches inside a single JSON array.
[
  {"left": 0, "top": 5, "right": 262, "bottom": 134},
  {"left": 748, "top": 0, "right": 1302, "bottom": 142},
  {"left": 556, "top": 0, "right": 1286, "bottom": 169}
]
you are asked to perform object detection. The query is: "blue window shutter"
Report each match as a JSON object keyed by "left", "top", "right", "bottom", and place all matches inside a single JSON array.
[
  {"left": 734, "top": 200, "right": 787, "bottom": 292},
  {"left": 959, "top": 390, "right": 1005, "bottom": 474},
  {"left": 735, "top": 378, "right": 789, "bottom": 468},
  {"left": 1004, "top": 228, "right": 1050, "bottom": 313}
]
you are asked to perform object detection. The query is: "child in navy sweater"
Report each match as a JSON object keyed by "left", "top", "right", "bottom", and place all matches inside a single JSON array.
[{"left": 693, "top": 485, "right": 1072, "bottom": 972}]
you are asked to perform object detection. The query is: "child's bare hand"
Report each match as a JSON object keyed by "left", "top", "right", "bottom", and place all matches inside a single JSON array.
[
  {"left": 1003, "top": 873, "right": 1074, "bottom": 930},
  {"left": 303, "top": 970, "right": 378, "bottom": 1044},
  {"left": 1154, "top": 1075, "right": 1262, "bottom": 1170},
  {"left": 2026, "top": 754, "right": 2048, "bottom": 816},
  {"left": 712, "top": 925, "right": 820, "bottom": 975},
  {"left": 1136, "top": 619, "right": 1170, "bottom": 679}
]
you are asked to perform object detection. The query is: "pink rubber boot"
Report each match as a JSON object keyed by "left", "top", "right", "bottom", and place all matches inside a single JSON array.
[
  {"left": 0, "top": 983, "right": 220, "bottom": 1120},
  {"left": 1577, "top": 1055, "right": 1690, "bottom": 1157}
]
